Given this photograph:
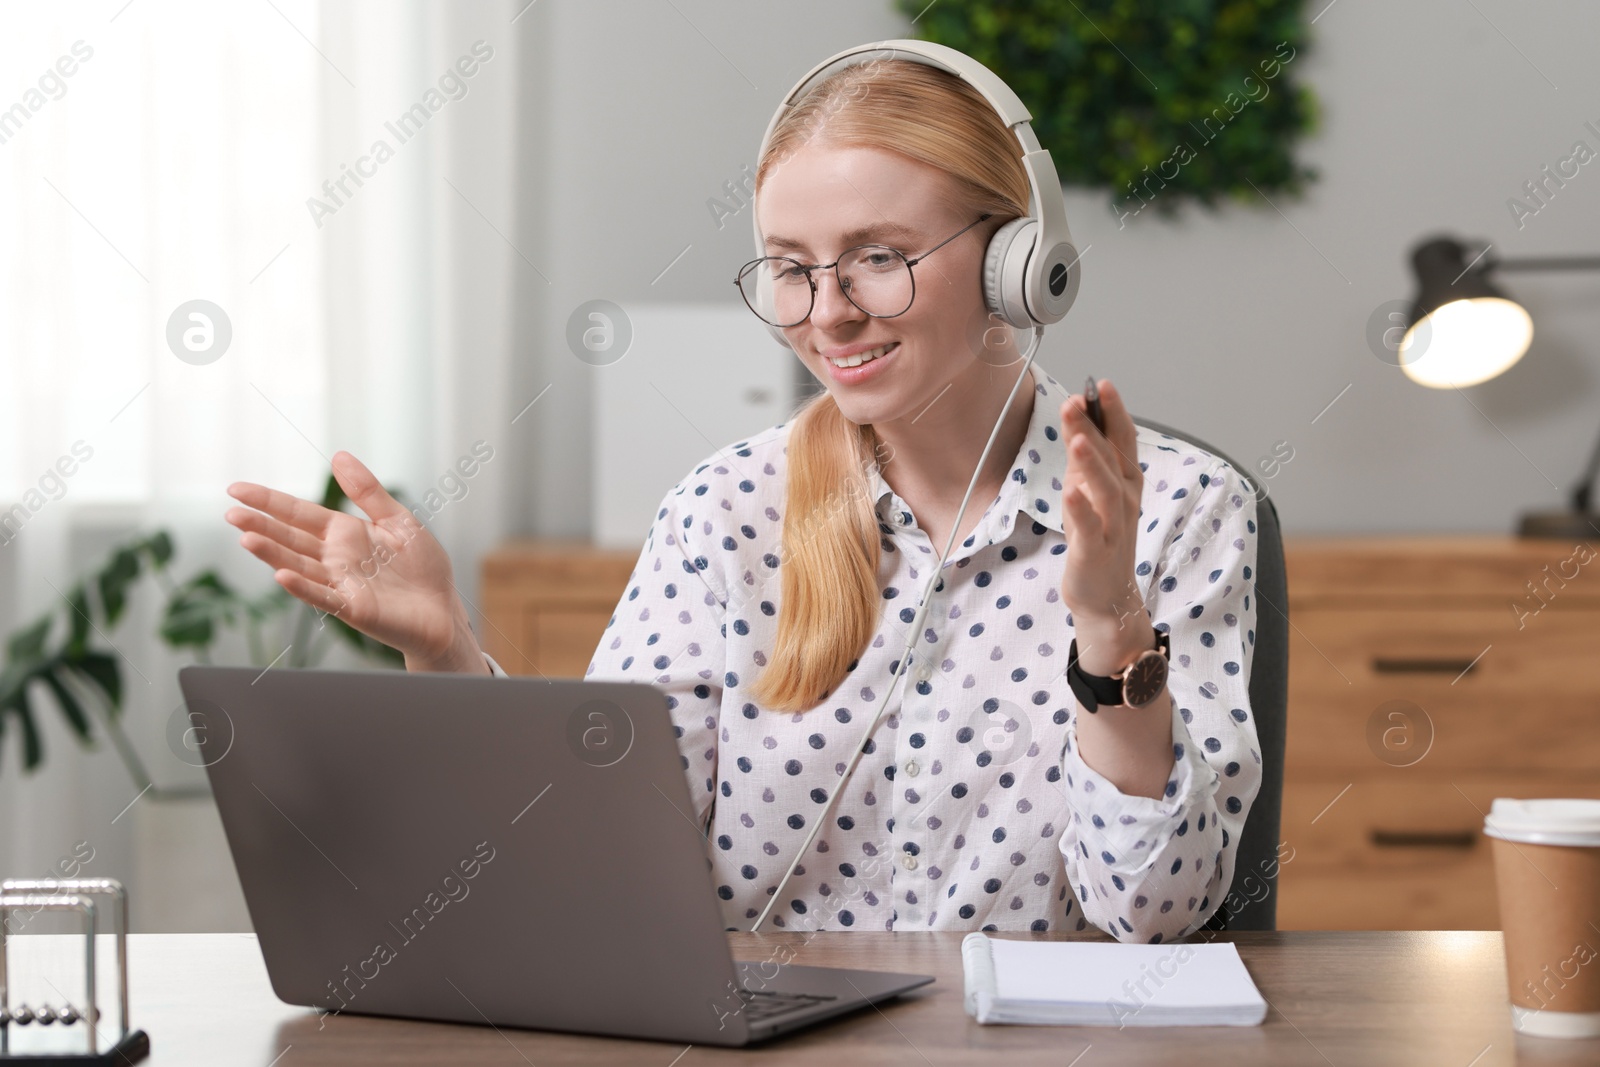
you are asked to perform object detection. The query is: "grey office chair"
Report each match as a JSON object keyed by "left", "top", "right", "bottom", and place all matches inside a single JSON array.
[{"left": 1132, "top": 416, "right": 1289, "bottom": 932}]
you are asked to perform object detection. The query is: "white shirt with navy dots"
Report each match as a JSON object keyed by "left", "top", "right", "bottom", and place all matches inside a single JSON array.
[{"left": 486, "top": 371, "right": 1261, "bottom": 942}]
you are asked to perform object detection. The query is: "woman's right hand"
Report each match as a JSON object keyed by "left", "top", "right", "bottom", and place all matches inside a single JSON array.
[{"left": 224, "top": 450, "right": 489, "bottom": 674}]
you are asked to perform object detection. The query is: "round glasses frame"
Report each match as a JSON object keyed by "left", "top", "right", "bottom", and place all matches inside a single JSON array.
[{"left": 735, "top": 213, "right": 993, "bottom": 328}]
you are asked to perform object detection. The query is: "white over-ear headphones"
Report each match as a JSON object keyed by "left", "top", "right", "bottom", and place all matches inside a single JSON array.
[{"left": 750, "top": 38, "right": 1082, "bottom": 350}]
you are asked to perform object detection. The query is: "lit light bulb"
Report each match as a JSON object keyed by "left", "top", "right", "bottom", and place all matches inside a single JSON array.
[{"left": 1399, "top": 297, "right": 1534, "bottom": 388}]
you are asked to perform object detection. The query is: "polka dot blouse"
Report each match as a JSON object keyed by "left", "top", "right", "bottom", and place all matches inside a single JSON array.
[{"left": 486, "top": 371, "right": 1261, "bottom": 942}]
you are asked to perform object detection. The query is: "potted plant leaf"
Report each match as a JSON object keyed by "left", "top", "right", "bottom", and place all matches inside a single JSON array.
[{"left": 0, "top": 473, "right": 404, "bottom": 790}]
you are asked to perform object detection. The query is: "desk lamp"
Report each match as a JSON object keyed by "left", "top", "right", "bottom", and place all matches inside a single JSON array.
[{"left": 1398, "top": 236, "right": 1600, "bottom": 539}]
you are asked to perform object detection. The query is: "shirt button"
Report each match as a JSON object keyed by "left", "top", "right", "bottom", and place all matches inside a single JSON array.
[
  {"left": 904, "top": 760, "right": 920, "bottom": 777},
  {"left": 901, "top": 853, "right": 918, "bottom": 871},
  {"left": 916, "top": 665, "right": 933, "bottom": 683}
]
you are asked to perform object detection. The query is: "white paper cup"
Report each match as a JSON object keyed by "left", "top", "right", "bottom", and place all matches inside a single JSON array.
[{"left": 1484, "top": 798, "right": 1600, "bottom": 1039}]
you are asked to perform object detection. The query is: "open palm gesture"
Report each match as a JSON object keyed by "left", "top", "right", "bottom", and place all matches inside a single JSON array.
[{"left": 224, "top": 451, "right": 486, "bottom": 673}]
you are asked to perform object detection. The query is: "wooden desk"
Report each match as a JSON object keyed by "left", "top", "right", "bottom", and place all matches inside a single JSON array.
[{"left": 71, "top": 931, "right": 1596, "bottom": 1064}]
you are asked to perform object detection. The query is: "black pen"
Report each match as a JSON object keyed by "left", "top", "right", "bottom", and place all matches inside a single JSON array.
[{"left": 1083, "top": 375, "right": 1107, "bottom": 436}]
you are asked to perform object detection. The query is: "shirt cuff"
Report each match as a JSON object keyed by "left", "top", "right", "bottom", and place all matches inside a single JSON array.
[{"left": 1059, "top": 697, "right": 1219, "bottom": 871}]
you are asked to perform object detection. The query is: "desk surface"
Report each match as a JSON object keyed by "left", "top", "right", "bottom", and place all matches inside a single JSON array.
[{"left": 73, "top": 931, "right": 1598, "bottom": 1065}]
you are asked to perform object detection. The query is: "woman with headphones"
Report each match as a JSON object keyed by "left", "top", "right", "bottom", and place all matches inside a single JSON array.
[{"left": 224, "top": 41, "right": 1261, "bottom": 945}]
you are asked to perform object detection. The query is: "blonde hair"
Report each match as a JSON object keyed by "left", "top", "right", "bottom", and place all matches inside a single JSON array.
[{"left": 750, "top": 58, "right": 1033, "bottom": 712}]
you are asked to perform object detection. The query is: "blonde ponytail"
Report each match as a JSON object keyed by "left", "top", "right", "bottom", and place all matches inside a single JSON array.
[{"left": 752, "top": 392, "right": 883, "bottom": 711}]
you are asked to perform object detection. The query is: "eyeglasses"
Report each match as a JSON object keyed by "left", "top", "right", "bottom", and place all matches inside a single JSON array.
[{"left": 735, "top": 214, "right": 993, "bottom": 328}]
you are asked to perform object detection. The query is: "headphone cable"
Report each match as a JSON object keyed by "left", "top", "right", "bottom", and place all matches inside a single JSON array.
[{"left": 750, "top": 325, "right": 1044, "bottom": 932}]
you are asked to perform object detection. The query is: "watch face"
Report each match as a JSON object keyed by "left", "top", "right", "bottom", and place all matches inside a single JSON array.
[{"left": 1123, "top": 651, "right": 1169, "bottom": 708}]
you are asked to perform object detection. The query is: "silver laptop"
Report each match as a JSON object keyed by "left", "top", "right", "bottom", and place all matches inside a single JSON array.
[{"left": 176, "top": 665, "right": 933, "bottom": 1046}]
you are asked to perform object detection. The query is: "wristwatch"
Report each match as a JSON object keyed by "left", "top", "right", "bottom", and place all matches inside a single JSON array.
[{"left": 1066, "top": 626, "right": 1170, "bottom": 712}]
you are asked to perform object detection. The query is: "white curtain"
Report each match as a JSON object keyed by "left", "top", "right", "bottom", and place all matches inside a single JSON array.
[{"left": 0, "top": 0, "right": 521, "bottom": 930}]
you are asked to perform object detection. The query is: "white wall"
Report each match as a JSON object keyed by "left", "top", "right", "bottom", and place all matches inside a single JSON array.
[{"left": 512, "top": 0, "right": 1600, "bottom": 538}]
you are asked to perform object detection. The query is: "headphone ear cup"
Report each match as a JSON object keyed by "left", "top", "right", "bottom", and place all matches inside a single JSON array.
[{"left": 983, "top": 216, "right": 1040, "bottom": 330}]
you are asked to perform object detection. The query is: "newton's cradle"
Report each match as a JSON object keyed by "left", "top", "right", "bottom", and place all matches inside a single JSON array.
[{"left": 0, "top": 878, "right": 149, "bottom": 1065}]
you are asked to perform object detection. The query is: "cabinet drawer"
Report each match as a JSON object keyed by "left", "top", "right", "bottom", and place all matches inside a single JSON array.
[
  {"left": 1286, "top": 608, "right": 1600, "bottom": 773},
  {"left": 1282, "top": 536, "right": 1600, "bottom": 606},
  {"left": 532, "top": 609, "right": 614, "bottom": 679},
  {"left": 480, "top": 542, "right": 635, "bottom": 678},
  {"left": 1277, "top": 774, "right": 1600, "bottom": 930},
  {"left": 1279, "top": 859, "right": 1500, "bottom": 930}
]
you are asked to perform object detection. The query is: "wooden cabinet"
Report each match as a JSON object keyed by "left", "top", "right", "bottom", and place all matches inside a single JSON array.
[
  {"left": 481, "top": 535, "right": 1600, "bottom": 929},
  {"left": 1278, "top": 536, "right": 1600, "bottom": 930},
  {"left": 479, "top": 540, "right": 637, "bottom": 678}
]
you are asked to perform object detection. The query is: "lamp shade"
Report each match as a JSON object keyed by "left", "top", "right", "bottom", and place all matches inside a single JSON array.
[{"left": 1399, "top": 237, "right": 1533, "bottom": 388}]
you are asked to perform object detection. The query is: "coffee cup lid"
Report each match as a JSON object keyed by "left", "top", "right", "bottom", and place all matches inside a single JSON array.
[{"left": 1484, "top": 798, "right": 1600, "bottom": 846}]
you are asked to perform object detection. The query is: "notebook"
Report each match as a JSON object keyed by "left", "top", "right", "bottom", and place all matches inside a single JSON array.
[{"left": 961, "top": 933, "right": 1268, "bottom": 1027}]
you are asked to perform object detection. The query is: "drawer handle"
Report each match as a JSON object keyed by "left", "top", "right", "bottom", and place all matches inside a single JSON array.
[
  {"left": 1369, "top": 829, "right": 1478, "bottom": 849},
  {"left": 1371, "top": 657, "right": 1480, "bottom": 676}
]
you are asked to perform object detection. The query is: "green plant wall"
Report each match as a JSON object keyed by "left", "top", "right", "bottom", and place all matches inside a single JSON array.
[{"left": 893, "top": 0, "right": 1320, "bottom": 222}]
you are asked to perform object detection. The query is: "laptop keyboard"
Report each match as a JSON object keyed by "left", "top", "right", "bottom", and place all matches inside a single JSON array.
[{"left": 735, "top": 987, "right": 839, "bottom": 1022}]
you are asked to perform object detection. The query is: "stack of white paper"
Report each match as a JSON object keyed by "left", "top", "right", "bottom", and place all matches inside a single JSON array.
[{"left": 962, "top": 933, "right": 1268, "bottom": 1027}]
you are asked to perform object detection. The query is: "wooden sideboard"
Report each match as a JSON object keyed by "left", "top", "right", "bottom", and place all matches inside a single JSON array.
[
  {"left": 1277, "top": 535, "right": 1600, "bottom": 931},
  {"left": 480, "top": 535, "right": 1600, "bottom": 930},
  {"left": 480, "top": 539, "right": 638, "bottom": 678}
]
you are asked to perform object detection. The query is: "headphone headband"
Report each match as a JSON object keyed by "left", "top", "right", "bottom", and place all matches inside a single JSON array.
[{"left": 751, "top": 39, "right": 1081, "bottom": 341}]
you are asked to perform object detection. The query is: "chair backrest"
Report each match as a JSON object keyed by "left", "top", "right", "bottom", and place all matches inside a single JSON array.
[{"left": 1132, "top": 416, "right": 1288, "bottom": 932}]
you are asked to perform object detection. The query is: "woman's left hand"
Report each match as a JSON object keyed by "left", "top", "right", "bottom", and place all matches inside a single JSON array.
[{"left": 1059, "top": 378, "right": 1147, "bottom": 668}]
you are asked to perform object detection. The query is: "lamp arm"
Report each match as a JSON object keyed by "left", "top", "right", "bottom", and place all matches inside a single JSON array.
[
  {"left": 1484, "top": 255, "right": 1600, "bottom": 273},
  {"left": 1469, "top": 249, "right": 1600, "bottom": 517}
]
